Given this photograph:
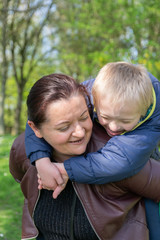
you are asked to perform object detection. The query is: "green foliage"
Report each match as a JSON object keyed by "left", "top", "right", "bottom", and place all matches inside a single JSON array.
[
  {"left": 52, "top": 0, "right": 127, "bottom": 80},
  {"left": 0, "top": 0, "right": 160, "bottom": 133},
  {"left": 0, "top": 135, "right": 24, "bottom": 240},
  {"left": 50, "top": 0, "right": 160, "bottom": 81},
  {"left": 4, "top": 63, "right": 57, "bottom": 133}
]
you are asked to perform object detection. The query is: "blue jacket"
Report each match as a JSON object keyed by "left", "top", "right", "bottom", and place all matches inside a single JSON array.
[{"left": 25, "top": 72, "right": 160, "bottom": 184}]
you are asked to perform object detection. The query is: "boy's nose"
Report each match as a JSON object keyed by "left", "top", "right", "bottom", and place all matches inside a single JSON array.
[{"left": 108, "top": 121, "right": 121, "bottom": 132}]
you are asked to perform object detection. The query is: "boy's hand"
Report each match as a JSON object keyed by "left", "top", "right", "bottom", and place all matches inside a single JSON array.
[
  {"left": 37, "top": 170, "right": 68, "bottom": 199},
  {"left": 52, "top": 163, "right": 69, "bottom": 199},
  {"left": 35, "top": 157, "right": 64, "bottom": 190}
]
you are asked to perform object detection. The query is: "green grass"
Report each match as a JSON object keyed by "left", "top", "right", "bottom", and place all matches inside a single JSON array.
[{"left": 0, "top": 135, "right": 24, "bottom": 240}]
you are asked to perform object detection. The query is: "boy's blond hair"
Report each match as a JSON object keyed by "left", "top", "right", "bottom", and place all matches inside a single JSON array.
[{"left": 92, "top": 62, "right": 153, "bottom": 117}]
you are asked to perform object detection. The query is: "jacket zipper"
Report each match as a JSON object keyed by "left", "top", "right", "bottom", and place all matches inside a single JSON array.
[{"left": 72, "top": 182, "right": 101, "bottom": 240}]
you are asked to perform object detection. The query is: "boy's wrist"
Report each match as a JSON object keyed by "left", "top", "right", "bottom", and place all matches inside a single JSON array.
[
  {"left": 35, "top": 157, "right": 51, "bottom": 168},
  {"left": 55, "top": 163, "right": 68, "bottom": 176},
  {"left": 60, "top": 164, "right": 68, "bottom": 175}
]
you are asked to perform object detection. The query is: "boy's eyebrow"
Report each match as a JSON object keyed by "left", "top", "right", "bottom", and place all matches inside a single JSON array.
[
  {"left": 100, "top": 113, "right": 136, "bottom": 121},
  {"left": 55, "top": 109, "right": 88, "bottom": 126},
  {"left": 100, "top": 113, "right": 110, "bottom": 118}
]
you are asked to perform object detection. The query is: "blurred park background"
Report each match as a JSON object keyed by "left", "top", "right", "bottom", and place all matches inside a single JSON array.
[{"left": 0, "top": 0, "right": 160, "bottom": 239}]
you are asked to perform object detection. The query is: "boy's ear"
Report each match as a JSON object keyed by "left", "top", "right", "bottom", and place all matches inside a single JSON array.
[{"left": 27, "top": 120, "right": 42, "bottom": 138}]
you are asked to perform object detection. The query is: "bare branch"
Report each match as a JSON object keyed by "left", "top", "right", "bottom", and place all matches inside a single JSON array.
[
  {"left": 27, "top": 1, "right": 55, "bottom": 76},
  {"left": 0, "top": 4, "right": 51, "bottom": 13},
  {"left": 26, "top": 46, "right": 57, "bottom": 79}
]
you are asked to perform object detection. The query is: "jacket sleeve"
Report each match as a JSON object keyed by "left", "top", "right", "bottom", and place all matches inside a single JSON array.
[
  {"left": 64, "top": 129, "right": 160, "bottom": 184},
  {"left": 118, "top": 158, "right": 160, "bottom": 201},
  {"left": 25, "top": 122, "right": 53, "bottom": 164}
]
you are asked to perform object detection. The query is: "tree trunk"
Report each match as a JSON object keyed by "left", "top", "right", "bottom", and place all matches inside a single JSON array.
[
  {"left": 14, "top": 85, "right": 23, "bottom": 135},
  {"left": 0, "top": 0, "right": 9, "bottom": 135},
  {"left": 0, "top": 81, "right": 5, "bottom": 135}
]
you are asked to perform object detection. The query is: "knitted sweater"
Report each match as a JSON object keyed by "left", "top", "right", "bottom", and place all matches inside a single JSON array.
[{"left": 34, "top": 181, "right": 99, "bottom": 240}]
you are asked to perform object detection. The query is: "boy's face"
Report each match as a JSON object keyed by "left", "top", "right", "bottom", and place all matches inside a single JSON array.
[{"left": 95, "top": 96, "right": 141, "bottom": 137}]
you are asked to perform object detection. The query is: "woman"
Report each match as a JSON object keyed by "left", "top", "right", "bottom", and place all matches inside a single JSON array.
[{"left": 10, "top": 73, "right": 160, "bottom": 240}]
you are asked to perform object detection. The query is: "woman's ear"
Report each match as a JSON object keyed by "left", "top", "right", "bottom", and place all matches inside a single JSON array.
[{"left": 27, "top": 120, "right": 43, "bottom": 138}]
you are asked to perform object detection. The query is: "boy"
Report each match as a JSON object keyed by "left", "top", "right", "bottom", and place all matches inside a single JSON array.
[{"left": 25, "top": 62, "right": 160, "bottom": 193}]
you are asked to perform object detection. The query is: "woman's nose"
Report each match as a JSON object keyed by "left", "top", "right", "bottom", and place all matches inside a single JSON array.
[{"left": 72, "top": 124, "right": 85, "bottom": 137}]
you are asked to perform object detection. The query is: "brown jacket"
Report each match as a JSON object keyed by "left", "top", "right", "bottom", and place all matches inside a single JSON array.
[{"left": 9, "top": 123, "right": 160, "bottom": 240}]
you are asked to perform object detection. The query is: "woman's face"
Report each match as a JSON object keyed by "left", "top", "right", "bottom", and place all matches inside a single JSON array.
[{"left": 29, "top": 94, "right": 93, "bottom": 162}]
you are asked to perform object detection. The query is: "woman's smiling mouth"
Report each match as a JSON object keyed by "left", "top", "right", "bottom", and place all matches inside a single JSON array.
[{"left": 69, "top": 137, "right": 85, "bottom": 144}]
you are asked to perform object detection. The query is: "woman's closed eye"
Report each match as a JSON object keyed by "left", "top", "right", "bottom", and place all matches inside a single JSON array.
[
  {"left": 80, "top": 115, "right": 89, "bottom": 121},
  {"left": 57, "top": 114, "right": 89, "bottom": 132},
  {"left": 58, "top": 125, "right": 70, "bottom": 132}
]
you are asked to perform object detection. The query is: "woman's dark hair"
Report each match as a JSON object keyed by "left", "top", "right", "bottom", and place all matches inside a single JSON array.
[{"left": 27, "top": 73, "right": 92, "bottom": 128}]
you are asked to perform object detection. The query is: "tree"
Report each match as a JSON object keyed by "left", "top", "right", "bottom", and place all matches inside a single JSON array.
[
  {"left": 48, "top": 0, "right": 134, "bottom": 81},
  {"left": 8, "top": 0, "right": 55, "bottom": 134},
  {"left": 1, "top": 0, "right": 160, "bottom": 134},
  {"left": 121, "top": 0, "right": 160, "bottom": 77},
  {"left": 48, "top": 0, "right": 160, "bottom": 81},
  {"left": 0, "top": 0, "right": 9, "bottom": 134}
]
